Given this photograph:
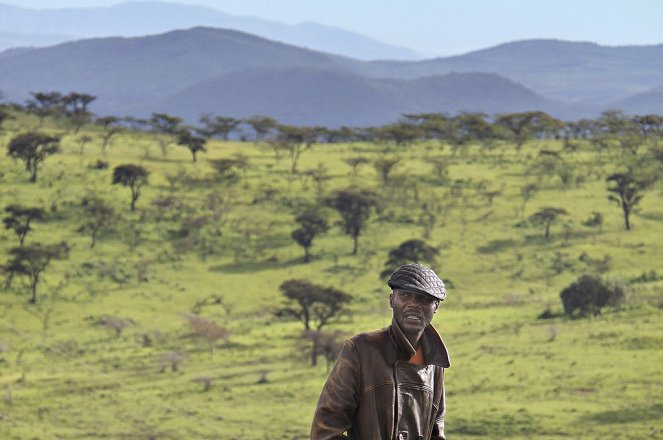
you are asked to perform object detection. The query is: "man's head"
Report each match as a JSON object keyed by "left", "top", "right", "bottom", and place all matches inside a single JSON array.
[{"left": 387, "top": 264, "right": 446, "bottom": 338}]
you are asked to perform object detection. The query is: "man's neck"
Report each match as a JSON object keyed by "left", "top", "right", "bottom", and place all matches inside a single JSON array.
[{"left": 405, "top": 331, "right": 424, "bottom": 350}]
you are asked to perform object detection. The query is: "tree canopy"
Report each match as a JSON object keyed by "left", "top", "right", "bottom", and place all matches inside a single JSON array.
[{"left": 7, "top": 132, "right": 60, "bottom": 182}]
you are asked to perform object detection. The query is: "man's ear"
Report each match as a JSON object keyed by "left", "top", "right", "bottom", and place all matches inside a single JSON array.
[
  {"left": 433, "top": 301, "right": 439, "bottom": 313},
  {"left": 389, "top": 293, "right": 394, "bottom": 308}
]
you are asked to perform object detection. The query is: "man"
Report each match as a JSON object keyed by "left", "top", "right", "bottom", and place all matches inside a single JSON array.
[{"left": 311, "top": 263, "right": 451, "bottom": 440}]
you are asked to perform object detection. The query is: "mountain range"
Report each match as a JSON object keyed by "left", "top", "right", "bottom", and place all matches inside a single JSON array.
[
  {"left": 0, "top": 1, "right": 422, "bottom": 61},
  {"left": 0, "top": 25, "right": 661, "bottom": 127}
]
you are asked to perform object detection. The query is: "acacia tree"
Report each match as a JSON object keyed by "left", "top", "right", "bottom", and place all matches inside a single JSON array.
[
  {"left": 95, "top": 116, "right": 122, "bottom": 154},
  {"left": 277, "top": 279, "right": 351, "bottom": 365},
  {"left": 291, "top": 209, "right": 329, "bottom": 263},
  {"left": 112, "top": 164, "right": 149, "bottom": 211},
  {"left": 373, "top": 157, "right": 401, "bottom": 185},
  {"left": 78, "top": 196, "right": 117, "bottom": 248},
  {"left": 149, "top": 113, "right": 183, "bottom": 156},
  {"left": 529, "top": 207, "right": 568, "bottom": 238},
  {"left": 244, "top": 115, "right": 278, "bottom": 142},
  {"left": 7, "top": 132, "right": 60, "bottom": 182},
  {"left": 61, "top": 92, "right": 96, "bottom": 133},
  {"left": 607, "top": 172, "right": 645, "bottom": 230},
  {"left": 177, "top": 129, "right": 207, "bottom": 162},
  {"left": 343, "top": 157, "right": 369, "bottom": 179},
  {"left": 200, "top": 114, "right": 241, "bottom": 141},
  {"left": 25, "top": 92, "right": 64, "bottom": 126},
  {"left": 496, "top": 111, "right": 561, "bottom": 149},
  {"left": 273, "top": 125, "right": 319, "bottom": 173},
  {"left": 325, "top": 189, "right": 378, "bottom": 255},
  {"left": 3, "top": 205, "right": 47, "bottom": 246},
  {"left": 380, "top": 239, "right": 439, "bottom": 279},
  {"left": 3, "top": 244, "right": 67, "bottom": 303}
]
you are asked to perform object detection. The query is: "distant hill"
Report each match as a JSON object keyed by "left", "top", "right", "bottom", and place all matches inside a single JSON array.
[
  {"left": 131, "top": 68, "right": 563, "bottom": 127},
  {"left": 0, "top": 1, "right": 422, "bottom": 61},
  {"left": 0, "top": 27, "right": 355, "bottom": 113},
  {"left": 0, "top": 28, "right": 660, "bottom": 126},
  {"left": 360, "top": 40, "right": 663, "bottom": 105},
  {"left": 609, "top": 84, "right": 663, "bottom": 115}
]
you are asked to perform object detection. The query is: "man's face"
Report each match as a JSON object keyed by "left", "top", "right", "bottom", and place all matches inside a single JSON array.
[{"left": 389, "top": 289, "right": 439, "bottom": 336}]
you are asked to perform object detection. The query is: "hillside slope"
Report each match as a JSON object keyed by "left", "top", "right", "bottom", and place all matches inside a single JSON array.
[
  {"left": 149, "top": 68, "right": 563, "bottom": 127},
  {"left": 362, "top": 40, "right": 663, "bottom": 104},
  {"left": 0, "top": 1, "right": 422, "bottom": 60}
]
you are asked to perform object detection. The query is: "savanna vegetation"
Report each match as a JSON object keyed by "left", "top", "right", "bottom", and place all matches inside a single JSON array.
[{"left": 1, "top": 95, "right": 662, "bottom": 439}]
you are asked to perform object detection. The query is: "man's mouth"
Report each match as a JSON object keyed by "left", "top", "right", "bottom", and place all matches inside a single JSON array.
[{"left": 404, "top": 313, "right": 423, "bottom": 321}]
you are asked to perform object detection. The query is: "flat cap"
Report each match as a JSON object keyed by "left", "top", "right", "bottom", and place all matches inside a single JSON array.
[{"left": 387, "top": 263, "right": 446, "bottom": 301}]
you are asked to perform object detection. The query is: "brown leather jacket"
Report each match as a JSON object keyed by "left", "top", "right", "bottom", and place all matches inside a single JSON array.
[{"left": 311, "top": 320, "right": 450, "bottom": 440}]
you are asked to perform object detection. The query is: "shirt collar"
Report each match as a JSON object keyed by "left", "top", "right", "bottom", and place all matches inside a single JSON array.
[{"left": 389, "top": 319, "right": 451, "bottom": 368}]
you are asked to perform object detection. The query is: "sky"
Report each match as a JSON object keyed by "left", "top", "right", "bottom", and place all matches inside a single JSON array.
[{"left": 4, "top": 0, "right": 663, "bottom": 56}]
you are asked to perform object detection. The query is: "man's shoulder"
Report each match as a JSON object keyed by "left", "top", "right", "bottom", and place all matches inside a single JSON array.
[{"left": 348, "top": 326, "right": 391, "bottom": 347}]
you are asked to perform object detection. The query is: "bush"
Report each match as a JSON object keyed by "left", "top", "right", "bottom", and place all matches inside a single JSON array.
[{"left": 560, "top": 274, "right": 626, "bottom": 317}]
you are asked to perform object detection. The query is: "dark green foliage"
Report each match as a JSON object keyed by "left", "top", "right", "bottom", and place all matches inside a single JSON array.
[
  {"left": 7, "top": 132, "right": 60, "bottom": 182},
  {"left": 95, "top": 116, "right": 121, "bottom": 153},
  {"left": 291, "top": 209, "right": 329, "bottom": 263},
  {"left": 112, "top": 164, "right": 149, "bottom": 211},
  {"left": 560, "top": 274, "right": 626, "bottom": 317},
  {"left": 344, "top": 156, "right": 369, "bottom": 178},
  {"left": 244, "top": 116, "right": 278, "bottom": 142},
  {"left": 381, "top": 239, "right": 439, "bottom": 279},
  {"left": 199, "top": 114, "right": 241, "bottom": 141},
  {"left": 278, "top": 279, "right": 351, "bottom": 365},
  {"left": 373, "top": 157, "right": 400, "bottom": 185},
  {"left": 208, "top": 158, "right": 240, "bottom": 184},
  {"left": 3, "top": 243, "right": 68, "bottom": 303},
  {"left": 78, "top": 196, "right": 118, "bottom": 248},
  {"left": 150, "top": 112, "right": 183, "bottom": 156},
  {"left": 3, "top": 204, "right": 47, "bottom": 246},
  {"left": 61, "top": 92, "right": 96, "bottom": 133},
  {"left": 496, "top": 111, "right": 562, "bottom": 149},
  {"left": 582, "top": 211, "right": 604, "bottom": 228},
  {"left": 606, "top": 172, "right": 646, "bottom": 230},
  {"left": 325, "top": 188, "right": 378, "bottom": 255},
  {"left": 528, "top": 207, "right": 568, "bottom": 238},
  {"left": 176, "top": 129, "right": 207, "bottom": 162},
  {"left": 25, "top": 91, "right": 64, "bottom": 124},
  {"left": 272, "top": 125, "right": 319, "bottom": 173},
  {"left": 277, "top": 279, "right": 351, "bottom": 331}
]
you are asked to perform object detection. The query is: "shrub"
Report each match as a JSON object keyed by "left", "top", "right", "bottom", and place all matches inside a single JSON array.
[{"left": 560, "top": 274, "right": 626, "bottom": 317}]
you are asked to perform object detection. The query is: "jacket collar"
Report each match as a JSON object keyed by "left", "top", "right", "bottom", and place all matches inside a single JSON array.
[{"left": 389, "top": 319, "right": 451, "bottom": 368}]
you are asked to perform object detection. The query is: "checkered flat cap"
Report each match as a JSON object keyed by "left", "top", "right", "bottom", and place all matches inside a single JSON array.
[{"left": 387, "top": 263, "right": 446, "bottom": 301}]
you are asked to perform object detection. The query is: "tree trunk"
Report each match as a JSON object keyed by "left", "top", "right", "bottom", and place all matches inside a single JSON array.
[
  {"left": 304, "top": 246, "right": 310, "bottom": 263},
  {"left": 623, "top": 204, "right": 631, "bottom": 230},
  {"left": 30, "top": 276, "right": 39, "bottom": 303},
  {"left": 352, "top": 235, "right": 359, "bottom": 255},
  {"left": 310, "top": 338, "right": 318, "bottom": 366}
]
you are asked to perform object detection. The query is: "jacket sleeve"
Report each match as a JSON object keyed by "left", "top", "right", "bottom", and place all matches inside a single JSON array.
[
  {"left": 310, "top": 340, "right": 361, "bottom": 440},
  {"left": 430, "top": 367, "right": 446, "bottom": 440}
]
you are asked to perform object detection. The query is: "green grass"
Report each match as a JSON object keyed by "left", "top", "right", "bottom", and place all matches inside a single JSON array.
[{"left": 1, "top": 112, "right": 662, "bottom": 439}]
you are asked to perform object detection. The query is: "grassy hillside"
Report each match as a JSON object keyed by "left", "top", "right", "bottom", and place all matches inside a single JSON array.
[{"left": 1, "top": 111, "right": 662, "bottom": 439}]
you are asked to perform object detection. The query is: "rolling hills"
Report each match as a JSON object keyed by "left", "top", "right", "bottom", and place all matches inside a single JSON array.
[
  {"left": 0, "top": 1, "right": 422, "bottom": 60},
  {"left": 0, "top": 27, "right": 661, "bottom": 126}
]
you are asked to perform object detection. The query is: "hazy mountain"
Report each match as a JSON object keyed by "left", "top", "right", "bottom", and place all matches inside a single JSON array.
[
  {"left": 0, "top": 27, "right": 658, "bottom": 126},
  {"left": 358, "top": 40, "right": 663, "bottom": 105},
  {"left": 0, "top": 1, "right": 422, "bottom": 60},
  {"left": 0, "top": 27, "right": 356, "bottom": 111},
  {"left": 146, "top": 68, "right": 562, "bottom": 127},
  {"left": 609, "top": 84, "right": 663, "bottom": 115}
]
